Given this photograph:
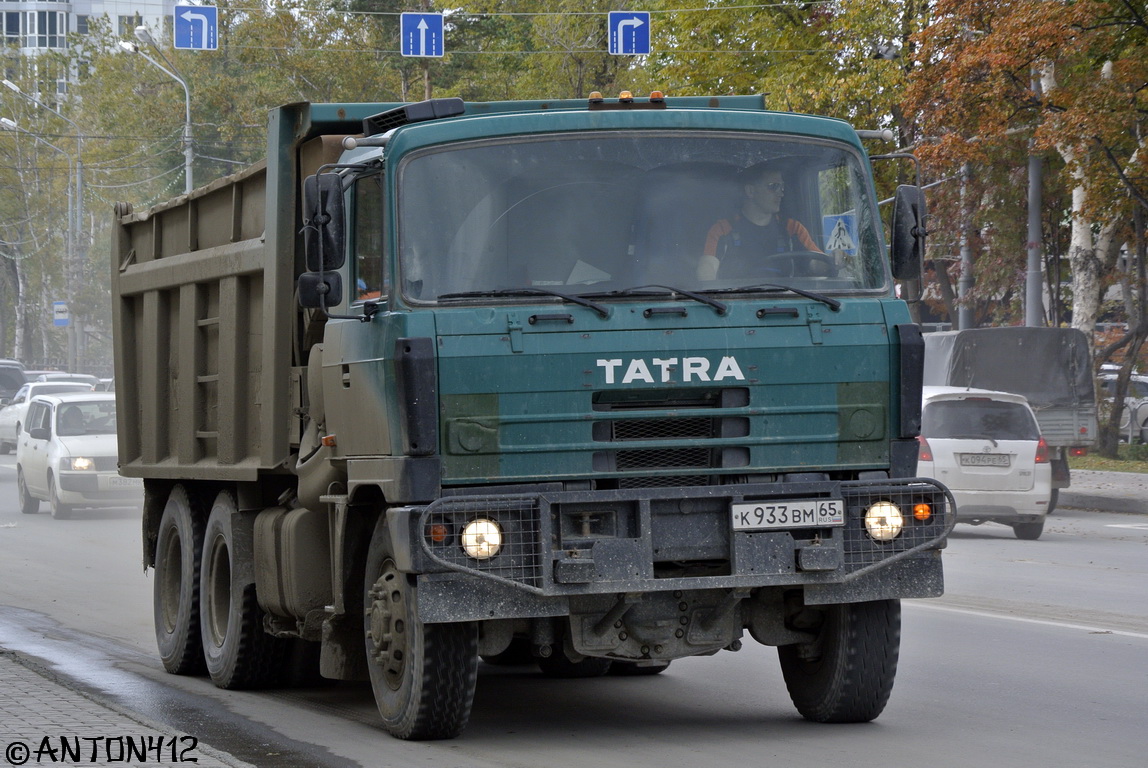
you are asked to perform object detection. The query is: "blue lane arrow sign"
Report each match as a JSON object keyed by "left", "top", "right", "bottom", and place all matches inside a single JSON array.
[
  {"left": 608, "top": 11, "right": 650, "bottom": 55},
  {"left": 401, "top": 13, "right": 445, "bottom": 58},
  {"left": 173, "top": 4, "right": 218, "bottom": 50}
]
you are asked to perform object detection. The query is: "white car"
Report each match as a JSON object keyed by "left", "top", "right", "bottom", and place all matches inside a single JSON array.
[
  {"left": 15, "top": 392, "right": 143, "bottom": 519},
  {"left": 0, "top": 381, "right": 94, "bottom": 454},
  {"left": 918, "top": 386, "right": 1052, "bottom": 540},
  {"left": 1098, "top": 372, "right": 1148, "bottom": 443}
]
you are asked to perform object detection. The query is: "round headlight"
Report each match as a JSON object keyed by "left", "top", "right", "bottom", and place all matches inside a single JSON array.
[
  {"left": 864, "top": 502, "right": 904, "bottom": 541},
  {"left": 460, "top": 519, "right": 502, "bottom": 560}
]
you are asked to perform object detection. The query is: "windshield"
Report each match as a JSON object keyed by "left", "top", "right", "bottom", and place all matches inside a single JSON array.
[
  {"left": 396, "top": 132, "right": 887, "bottom": 303},
  {"left": 55, "top": 401, "right": 117, "bottom": 437}
]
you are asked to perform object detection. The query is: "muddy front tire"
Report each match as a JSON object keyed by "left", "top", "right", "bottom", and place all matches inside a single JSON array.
[
  {"left": 363, "top": 518, "right": 478, "bottom": 740},
  {"left": 153, "top": 485, "right": 206, "bottom": 675},
  {"left": 777, "top": 599, "right": 900, "bottom": 723},
  {"left": 199, "top": 491, "right": 290, "bottom": 689}
]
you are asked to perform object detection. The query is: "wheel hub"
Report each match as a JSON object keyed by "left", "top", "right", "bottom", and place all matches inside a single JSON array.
[{"left": 366, "top": 564, "right": 408, "bottom": 690}]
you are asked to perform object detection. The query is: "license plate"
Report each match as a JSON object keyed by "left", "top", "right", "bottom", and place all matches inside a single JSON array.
[
  {"left": 731, "top": 499, "right": 845, "bottom": 531},
  {"left": 100, "top": 474, "right": 144, "bottom": 490},
  {"left": 959, "top": 453, "right": 1011, "bottom": 467}
]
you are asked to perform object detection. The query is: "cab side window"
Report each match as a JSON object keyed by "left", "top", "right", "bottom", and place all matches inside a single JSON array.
[
  {"left": 25, "top": 402, "right": 49, "bottom": 435},
  {"left": 352, "top": 173, "right": 385, "bottom": 302}
]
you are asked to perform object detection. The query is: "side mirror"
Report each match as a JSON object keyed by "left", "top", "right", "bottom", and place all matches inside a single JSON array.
[
  {"left": 891, "top": 184, "right": 926, "bottom": 280},
  {"left": 28, "top": 427, "right": 49, "bottom": 440},
  {"left": 303, "top": 173, "right": 346, "bottom": 271},
  {"left": 298, "top": 271, "right": 344, "bottom": 309}
]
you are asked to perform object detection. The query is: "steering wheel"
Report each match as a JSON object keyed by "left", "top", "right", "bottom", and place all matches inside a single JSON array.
[
  {"left": 760, "top": 251, "right": 839, "bottom": 278},
  {"left": 719, "top": 250, "right": 838, "bottom": 280}
]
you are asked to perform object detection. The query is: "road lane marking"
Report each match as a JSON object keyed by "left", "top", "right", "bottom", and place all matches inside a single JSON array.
[
  {"left": 1106, "top": 523, "right": 1148, "bottom": 531},
  {"left": 908, "top": 601, "right": 1148, "bottom": 640}
]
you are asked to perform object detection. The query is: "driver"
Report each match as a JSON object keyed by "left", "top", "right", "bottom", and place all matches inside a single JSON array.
[{"left": 697, "top": 161, "right": 823, "bottom": 281}]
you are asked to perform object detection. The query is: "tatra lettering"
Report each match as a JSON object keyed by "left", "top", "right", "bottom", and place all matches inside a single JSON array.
[
  {"left": 597, "top": 358, "right": 623, "bottom": 384},
  {"left": 683, "top": 357, "right": 710, "bottom": 381},
  {"left": 622, "top": 359, "right": 655, "bottom": 384},
  {"left": 596, "top": 356, "right": 746, "bottom": 384},
  {"left": 713, "top": 356, "right": 745, "bottom": 381}
]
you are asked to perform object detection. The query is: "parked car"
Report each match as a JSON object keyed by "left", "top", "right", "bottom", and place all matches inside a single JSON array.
[
  {"left": 0, "top": 359, "right": 26, "bottom": 402},
  {"left": 0, "top": 381, "right": 95, "bottom": 454},
  {"left": 917, "top": 386, "right": 1052, "bottom": 540},
  {"left": 15, "top": 392, "right": 143, "bottom": 519},
  {"left": 1098, "top": 372, "right": 1148, "bottom": 443}
]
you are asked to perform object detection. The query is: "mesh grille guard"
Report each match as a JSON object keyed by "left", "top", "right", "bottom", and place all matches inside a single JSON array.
[{"left": 416, "top": 478, "right": 957, "bottom": 595}]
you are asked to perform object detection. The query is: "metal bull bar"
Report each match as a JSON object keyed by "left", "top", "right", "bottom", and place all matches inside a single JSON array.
[{"left": 413, "top": 478, "right": 957, "bottom": 597}]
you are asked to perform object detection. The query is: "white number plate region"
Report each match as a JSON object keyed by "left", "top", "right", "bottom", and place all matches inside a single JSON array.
[
  {"left": 100, "top": 474, "right": 144, "bottom": 490},
  {"left": 959, "top": 453, "right": 1010, "bottom": 467},
  {"left": 731, "top": 499, "right": 845, "bottom": 531}
]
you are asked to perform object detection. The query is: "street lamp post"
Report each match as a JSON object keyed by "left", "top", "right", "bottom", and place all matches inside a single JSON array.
[
  {"left": 120, "top": 28, "right": 193, "bottom": 194},
  {"left": 2, "top": 80, "right": 84, "bottom": 370}
]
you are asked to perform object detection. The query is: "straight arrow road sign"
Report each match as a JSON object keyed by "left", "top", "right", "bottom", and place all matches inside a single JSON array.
[{"left": 401, "top": 13, "right": 445, "bottom": 58}]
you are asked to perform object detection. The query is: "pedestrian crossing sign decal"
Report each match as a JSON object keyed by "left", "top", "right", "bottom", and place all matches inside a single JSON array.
[{"left": 822, "top": 214, "right": 857, "bottom": 254}]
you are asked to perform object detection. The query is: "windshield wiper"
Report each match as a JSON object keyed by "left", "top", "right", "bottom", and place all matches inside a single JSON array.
[
  {"left": 436, "top": 288, "right": 609, "bottom": 318},
  {"left": 581, "top": 285, "right": 727, "bottom": 316},
  {"left": 704, "top": 283, "right": 841, "bottom": 312}
]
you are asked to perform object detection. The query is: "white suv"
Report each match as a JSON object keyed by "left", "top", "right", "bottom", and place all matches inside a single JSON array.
[{"left": 918, "top": 386, "right": 1052, "bottom": 540}]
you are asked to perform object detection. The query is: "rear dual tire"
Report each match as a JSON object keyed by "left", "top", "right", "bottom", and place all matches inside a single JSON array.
[
  {"left": 154, "top": 486, "right": 303, "bottom": 686},
  {"left": 199, "top": 491, "right": 293, "bottom": 689},
  {"left": 153, "top": 485, "right": 206, "bottom": 675}
]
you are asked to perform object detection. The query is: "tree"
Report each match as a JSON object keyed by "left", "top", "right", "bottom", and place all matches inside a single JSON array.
[{"left": 907, "top": 0, "right": 1148, "bottom": 455}]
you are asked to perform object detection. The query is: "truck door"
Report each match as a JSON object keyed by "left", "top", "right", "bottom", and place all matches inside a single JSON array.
[{"left": 320, "top": 171, "right": 395, "bottom": 458}]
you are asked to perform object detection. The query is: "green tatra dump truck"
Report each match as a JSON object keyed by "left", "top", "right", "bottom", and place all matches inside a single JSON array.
[{"left": 111, "top": 93, "right": 955, "bottom": 740}]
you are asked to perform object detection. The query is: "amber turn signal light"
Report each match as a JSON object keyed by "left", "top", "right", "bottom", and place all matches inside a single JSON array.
[{"left": 913, "top": 503, "right": 932, "bottom": 522}]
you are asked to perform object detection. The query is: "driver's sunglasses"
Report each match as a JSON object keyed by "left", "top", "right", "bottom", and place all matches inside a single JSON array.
[{"left": 762, "top": 182, "right": 785, "bottom": 193}]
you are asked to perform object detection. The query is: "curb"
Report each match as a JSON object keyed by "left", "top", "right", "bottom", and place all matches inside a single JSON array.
[{"left": 1057, "top": 491, "right": 1148, "bottom": 515}]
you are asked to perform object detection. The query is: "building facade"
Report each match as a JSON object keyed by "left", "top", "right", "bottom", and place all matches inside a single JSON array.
[{"left": 2, "top": 1, "right": 175, "bottom": 54}]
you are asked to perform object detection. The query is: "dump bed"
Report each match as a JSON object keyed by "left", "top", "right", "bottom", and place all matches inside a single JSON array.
[{"left": 110, "top": 161, "right": 291, "bottom": 480}]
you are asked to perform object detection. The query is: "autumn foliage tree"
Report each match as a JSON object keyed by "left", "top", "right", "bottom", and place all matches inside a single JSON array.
[{"left": 907, "top": 0, "right": 1148, "bottom": 453}]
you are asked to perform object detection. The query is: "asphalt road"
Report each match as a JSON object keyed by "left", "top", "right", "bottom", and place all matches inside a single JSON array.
[{"left": 1, "top": 455, "right": 1145, "bottom": 768}]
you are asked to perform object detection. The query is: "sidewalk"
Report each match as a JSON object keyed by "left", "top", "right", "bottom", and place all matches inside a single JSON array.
[
  {"left": 1058, "top": 469, "right": 1148, "bottom": 515},
  {"left": 0, "top": 650, "right": 249, "bottom": 768}
]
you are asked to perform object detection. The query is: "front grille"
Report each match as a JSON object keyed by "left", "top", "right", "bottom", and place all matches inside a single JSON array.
[
  {"left": 611, "top": 416, "right": 714, "bottom": 441},
  {"left": 616, "top": 446, "right": 710, "bottom": 470},
  {"left": 619, "top": 474, "right": 710, "bottom": 489},
  {"left": 592, "top": 388, "right": 746, "bottom": 483}
]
